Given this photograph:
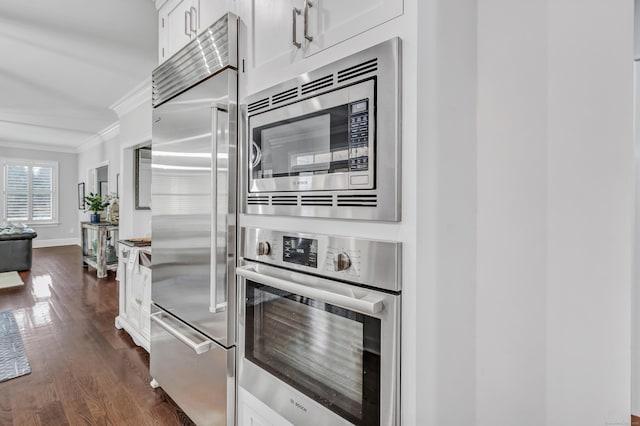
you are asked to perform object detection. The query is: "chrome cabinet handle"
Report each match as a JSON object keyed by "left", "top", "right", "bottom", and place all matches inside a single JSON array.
[
  {"left": 304, "top": 0, "right": 313, "bottom": 42},
  {"left": 190, "top": 6, "right": 198, "bottom": 34},
  {"left": 184, "top": 10, "right": 191, "bottom": 37},
  {"left": 236, "top": 264, "right": 384, "bottom": 315},
  {"left": 151, "top": 312, "right": 212, "bottom": 355},
  {"left": 292, "top": 8, "right": 302, "bottom": 48}
]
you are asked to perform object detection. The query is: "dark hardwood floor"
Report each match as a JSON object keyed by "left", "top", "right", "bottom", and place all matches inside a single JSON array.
[{"left": 0, "top": 245, "right": 195, "bottom": 426}]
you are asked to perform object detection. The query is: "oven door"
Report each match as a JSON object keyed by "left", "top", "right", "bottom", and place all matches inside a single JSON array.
[
  {"left": 248, "top": 79, "right": 375, "bottom": 193},
  {"left": 236, "top": 262, "right": 400, "bottom": 426}
]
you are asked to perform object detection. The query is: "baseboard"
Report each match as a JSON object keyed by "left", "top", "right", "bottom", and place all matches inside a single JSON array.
[{"left": 33, "top": 238, "right": 80, "bottom": 248}]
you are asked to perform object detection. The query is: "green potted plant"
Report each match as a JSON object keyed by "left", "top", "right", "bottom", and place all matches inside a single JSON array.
[{"left": 84, "top": 192, "right": 110, "bottom": 223}]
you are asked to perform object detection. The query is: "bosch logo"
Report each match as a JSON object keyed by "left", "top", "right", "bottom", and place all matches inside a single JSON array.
[{"left": 289, "top": 398, "right": 307, "bottom": 413}]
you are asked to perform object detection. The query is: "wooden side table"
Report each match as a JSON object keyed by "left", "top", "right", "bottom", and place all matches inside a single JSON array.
[{"left": 81, "top": 222, "right": 119, "bottom": 278}]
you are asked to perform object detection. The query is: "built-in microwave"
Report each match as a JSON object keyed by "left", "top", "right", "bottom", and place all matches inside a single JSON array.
[{"left": 243, "top": 38, "right": 401, "bottom": 222}]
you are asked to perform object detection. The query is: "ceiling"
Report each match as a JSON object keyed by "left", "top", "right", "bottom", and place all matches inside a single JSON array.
[{"left": 0, "top": 0, "right": 158, "bottom": 151}]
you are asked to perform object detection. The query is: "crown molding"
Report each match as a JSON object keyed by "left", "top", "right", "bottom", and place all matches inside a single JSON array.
[
  {"left": 0, "top": 140, "right": 78, "bottom": 154},
  {"left": 76, "top": 122, "right": 120, "bottom": 153},
  {"left": 110, "top": 77, "right": 152, "bottom": 118}
]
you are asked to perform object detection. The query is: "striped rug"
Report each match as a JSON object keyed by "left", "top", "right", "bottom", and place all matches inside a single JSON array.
[{"left": 0, "top": 311, "right": 31, "bottom": 382}]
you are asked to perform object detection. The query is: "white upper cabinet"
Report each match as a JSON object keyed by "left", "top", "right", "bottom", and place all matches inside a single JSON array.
[
  {"left": 158, "top": 0, "right": 193, "bottom": 62},
  {"left": 307, "top": 0, "right": 403, "bottom": 55},
  {"left": 158, "top": 0, "right": 232, "bottom": 63},
  {"left": 247, "top": 0, "right": 403, "bottom": 87},
  {"left": 250, "top": 0, "right": 303, "bottom": 74},
  {"left": 198, "top": 0, "right": 238, "bottom": 33}
]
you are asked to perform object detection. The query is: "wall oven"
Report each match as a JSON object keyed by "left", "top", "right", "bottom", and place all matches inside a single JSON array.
[
  {"left": 243, "top": 38, "right": 401, "bottom": 221},
  {"left": 237, "top": 227, "right": 401, "bottom": 426}
]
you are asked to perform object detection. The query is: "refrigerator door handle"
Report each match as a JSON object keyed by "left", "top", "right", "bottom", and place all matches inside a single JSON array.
[
  {"left": 150, "top": 312, "right": 212, "bottom": 355},
  {"left": 210, "top": 105, "right": 228, "bottom": 314}
]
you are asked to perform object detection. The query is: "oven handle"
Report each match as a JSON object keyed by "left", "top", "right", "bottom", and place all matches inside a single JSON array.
[
  {"left": 150, "top": 312, "right": 212, "bottom": 355},
  {"left": 236, "top": 264, "right": 384, "bottom": 315}
]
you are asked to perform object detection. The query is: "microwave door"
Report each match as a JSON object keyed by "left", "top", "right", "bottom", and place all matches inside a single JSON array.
[{"left": 152, "top": 69, "right": 237, "bottom": 347}]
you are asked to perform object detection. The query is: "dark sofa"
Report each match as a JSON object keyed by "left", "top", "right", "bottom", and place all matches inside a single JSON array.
[{"left": 0, "top": 227, "right": 38, "bottom": 272}]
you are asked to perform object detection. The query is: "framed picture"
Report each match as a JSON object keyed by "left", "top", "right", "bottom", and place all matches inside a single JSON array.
[
  {"left": 99, "top": 181, "right": 108, "bottom": 198},
  {"left": 135, "top": 146, "right": 152, "bottom": 210},
  {"left": 77, "top": 183, "right": 85, "bottom": 210}
]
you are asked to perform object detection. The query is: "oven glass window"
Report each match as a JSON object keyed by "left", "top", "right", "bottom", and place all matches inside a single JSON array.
[
  {"left": 252, "top": 105, "right": 351, "bottom": 179},
  {"left": 245, "top": 281, "right": 381, "bottom": 425}
]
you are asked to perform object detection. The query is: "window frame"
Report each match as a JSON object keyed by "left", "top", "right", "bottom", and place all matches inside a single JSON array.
[{"left": 1, "top": 158, "right": 59, "bottom": 225}]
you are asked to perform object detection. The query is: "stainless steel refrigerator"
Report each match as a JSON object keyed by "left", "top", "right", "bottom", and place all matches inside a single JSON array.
[{"left": 149, "top": 13, "right": 238, "bottom": 426}]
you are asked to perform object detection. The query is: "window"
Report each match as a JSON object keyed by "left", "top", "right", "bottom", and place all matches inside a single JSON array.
[{"left": 2, "top": 159, "right": 58, "bottom": 224}]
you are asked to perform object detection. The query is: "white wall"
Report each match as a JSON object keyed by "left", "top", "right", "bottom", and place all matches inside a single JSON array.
[
  {"left": 415, "top": 0, "right": 478, "bottom": 424},
  {"left": 0, "top": 146, "right": 79, "bottom": 247},
  {"left": 76, "top": 100, "right": 153, "bottom": 242},
  {"left": 118, "top": 99, "right": 152, "bottom": 240},
  {"left": 546, "top": 2, "right": 632, "bottom": 424},
  {"left": 416, "top": 0, "right": 633, "bottom": 425},
  {"left": 77, "top": 132, "right": 121, "bottom": 223},
  {"left": 476, "top": 0, "right": 548, "bottom": 424}
]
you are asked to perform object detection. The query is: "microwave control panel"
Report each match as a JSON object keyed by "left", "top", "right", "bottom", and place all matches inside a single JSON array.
[{"left": 348, "top": 99, "right": 370, "bottom": 172}]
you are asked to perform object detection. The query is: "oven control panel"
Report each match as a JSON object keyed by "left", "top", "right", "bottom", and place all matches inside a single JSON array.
[
  {"left": 241, "top": 227, "right": 401, "bottom": 292},
  {"left": 283, "top": 236, "right": 318, "bottom": 268}
]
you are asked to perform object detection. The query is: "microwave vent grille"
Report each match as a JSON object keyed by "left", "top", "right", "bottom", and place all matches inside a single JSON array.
[
  {"left": 271, "top": 195, "right": 298, "bottom": 205},
  {"left": 247, "top": 58, "right": 381, "bottom": 115},
  {"left": 272, "top": 87, "right": 298, "bottom": 105},
  {"left": 301, "top": 195, "right": 333, "bottom": 206},
  {"left": 337, "top": 58, "right": 378, "bottom": 83},
  {"left": 247, "top": 195, "right": 269, "bottom": 205},
  {"left": 300, "top": 75, "right": 334, "bottom": 95},
  {"left": 248, "top": 98, "right": 270, "bottom": 113},
  {"left": 337, "top": 194, "right": 378, "bottom": 207},
  {"left": 247, "top": 194, "right": 378, "bottom": 208}
]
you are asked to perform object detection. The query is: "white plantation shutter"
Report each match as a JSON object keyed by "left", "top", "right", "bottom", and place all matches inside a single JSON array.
[
  {"left": 31, "top": 167, "right": 53, "bottom": 220},
  {"left": 3, "top": 160, "right": 57, "bottom": 223},
  {"left": 6, "top": 164, "right": 29, "bottom": 220}
]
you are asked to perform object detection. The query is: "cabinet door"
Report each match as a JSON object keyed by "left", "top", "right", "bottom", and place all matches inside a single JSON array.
[
  {"left": 117, "top": 244, "right": 130, "bottom": 317},
  {"left": 159, "top": 0, "right": 195, "bottom": 62},
  {"left": 195, "top": 0, "right": 229, "bottom": 33},
  {"left": 239, "top": 406, "right": 272, "bottom": 426},
  {"left": 238, "top": 388, "right": 294, "bottom": 426},
  {"left": 305, "top": 0, "right": 403, "bottom": 57},
  {"left": 126, "top": 278, "right": 141, "bottom": 329},
  {"left": 140, "top": 266, "right": 152, "bottom": 339},
  {"left": 249, "top": 0, "right": 303, "bottom": 78}
]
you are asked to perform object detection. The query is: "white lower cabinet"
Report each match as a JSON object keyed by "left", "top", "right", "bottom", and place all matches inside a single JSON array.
[
  {"left": 238, "top": 387, "right": 294, "bottom": 426},
  {"left": 115, "top": 243, "right": 151, "bottom": 352}
]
